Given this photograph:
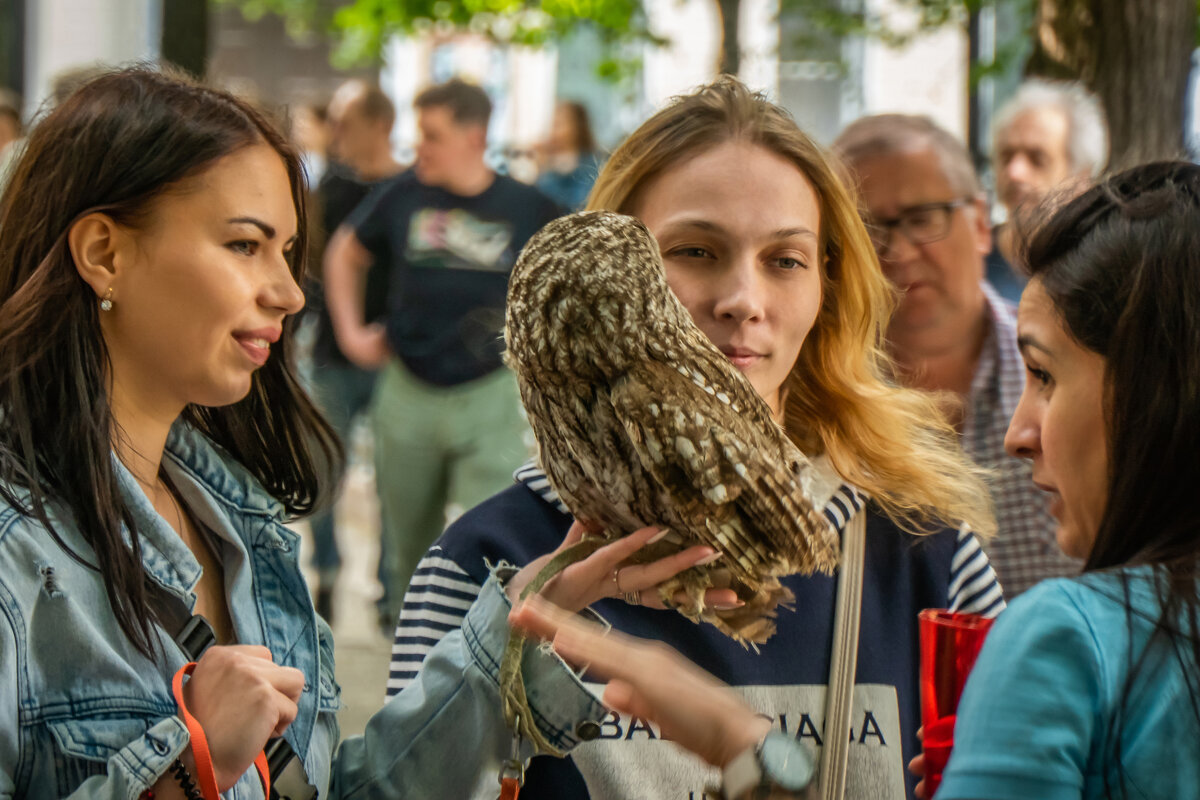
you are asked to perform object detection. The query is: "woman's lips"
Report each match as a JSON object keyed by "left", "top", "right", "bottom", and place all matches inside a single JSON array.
[
  {"left": 233, "top": 328, "right": 280, "bottom": 367},
  {"left": 234, "top": 335, "right": 271, "bottom": 366},
  {"left": 720, "top": 346, "right": 764, "bottom": 370},
  {"left": 232, "top": 327, "right": 281, "bottom": 367},
  {"left": 1034, "top": 481, "right": 1062, "bottom": 519}
]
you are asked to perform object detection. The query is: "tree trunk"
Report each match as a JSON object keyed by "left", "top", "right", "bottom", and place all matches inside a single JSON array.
[
  {"left": 1027, "top": 0, "right": 1196, "bottom": 170},
  {"left": 1092, "top": 0, "right": 1195, "bottom": 168},
  {"left": 161, "top": 0, "right": 210, "bottom": 79},
  {"left": 717, "top": 0, "right": 740, "bottom": 75},
  {"left": 0, "top": 0, "right": 25, "bottom": 96}
]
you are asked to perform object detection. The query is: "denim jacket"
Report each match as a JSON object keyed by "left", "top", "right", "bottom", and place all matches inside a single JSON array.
[{"left": 0, "top": 421, "right": 605, "bottom": 799}]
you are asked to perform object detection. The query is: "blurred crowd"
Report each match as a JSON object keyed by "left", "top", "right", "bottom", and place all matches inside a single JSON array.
[
  {"left": 267, "top": 72, "right": 1110, "bottom": 633},
  {"left": 0, "top": 62, "right": 1113, "bottom": 637}
]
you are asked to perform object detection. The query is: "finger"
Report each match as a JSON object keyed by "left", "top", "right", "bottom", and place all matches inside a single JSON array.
[
  {"left": 614, "top": 545, "right": 718, "bottom": 593},
  {"left": 509, "top": 596, "right": 573, "bottom": 642},
  {"left": 601, "top": 679, "right": 649, "bottom": 719},
  {"left": 506, "top": 549, "right": 558, "bottom": 602},
  {"left": 914, "top": 779, "right": 928, "bottom": 800},
  {"left": 908, "top": 753, "right": 925, "bottom": 776},
  {"left": 550, "top": 614, "right": 648, "bottom": 683},
  {"left": 704, "top": 588, "right": 742, "bottom": 608},
  {"left": 656, "top": 587, "right": 742, "bottom": 612},
  {"left": 591, "top": 526, "right": 664, "bottom": 569},
  {"left": 564, "top": 527, "right": 664, "bottom": 592},
  {"left": 266, "top": 665, "right": 307, "bottom": 701},
  {"left": 272, "top": 694, "right": 300, "bottom": 737},
  {"left": 221, "top": 644, "right": 274, "bottom": 662}
]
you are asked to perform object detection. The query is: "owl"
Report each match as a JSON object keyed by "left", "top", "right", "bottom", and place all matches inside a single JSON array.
[{"left": 505, "top": 210, "right": 840, "bottom": 645}]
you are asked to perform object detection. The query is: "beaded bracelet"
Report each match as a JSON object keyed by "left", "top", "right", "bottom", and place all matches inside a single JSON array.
[{"left": 169, "top": 758, "right": 205, "bottom": 800}]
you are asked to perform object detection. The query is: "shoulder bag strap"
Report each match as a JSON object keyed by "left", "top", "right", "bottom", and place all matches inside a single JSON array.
[{"left": 818, "top": 510, "right": 867, "bottom": 800}]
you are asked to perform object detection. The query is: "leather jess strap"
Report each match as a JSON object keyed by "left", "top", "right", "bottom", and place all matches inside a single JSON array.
[{"left": 172, "top": 662, "right": 271, "bottom": 799}]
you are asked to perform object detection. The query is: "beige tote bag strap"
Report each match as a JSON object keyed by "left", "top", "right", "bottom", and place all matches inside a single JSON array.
[{"left": 818, "top": 510, "right": 867, "bottom": 800}]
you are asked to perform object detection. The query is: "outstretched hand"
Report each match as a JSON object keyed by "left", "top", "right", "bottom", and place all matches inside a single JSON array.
[
  {"left": 505, "top": 520, "right": 741, "bottom": 613},
  {"left": 510, "top": 595, "right": 771, "bottom": 768}
]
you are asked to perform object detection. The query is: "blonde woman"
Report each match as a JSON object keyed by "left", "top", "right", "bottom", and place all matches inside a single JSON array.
[{"left": 389, "top": 77, "right": 1002, "bottom": 799}]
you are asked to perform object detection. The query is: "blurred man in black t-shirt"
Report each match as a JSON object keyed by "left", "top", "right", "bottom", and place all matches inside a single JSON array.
[
  {"left": 324, "top": 79, "right": 561, "bottom": 625},
  {"left": 306, "top": 80, "right": 403, "bottom": 622}
]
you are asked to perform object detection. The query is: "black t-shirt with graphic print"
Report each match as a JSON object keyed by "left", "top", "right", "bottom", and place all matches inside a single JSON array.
[{"left": 347, "top": 170, "right": 562, "bottom": 387}]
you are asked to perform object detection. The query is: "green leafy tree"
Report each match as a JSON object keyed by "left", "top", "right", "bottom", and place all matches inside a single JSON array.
[
  {"left": 217, "top": 0, "right": 663, "bottom": 81},
  {"left": 1024, "top": 0, "right": 1196, "bottom": 168},
  {"left": 226, "top": 0, "right": 1199, "bottom": 166}
]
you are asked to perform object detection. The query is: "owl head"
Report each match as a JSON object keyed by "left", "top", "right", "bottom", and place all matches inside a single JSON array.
[{"left": 505, "top": 211, "right": 691, "bottom": 385}]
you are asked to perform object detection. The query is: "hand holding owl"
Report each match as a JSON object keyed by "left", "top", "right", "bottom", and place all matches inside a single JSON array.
[{"left": 506, "top": 520, "right": 743, "bottom": 613}]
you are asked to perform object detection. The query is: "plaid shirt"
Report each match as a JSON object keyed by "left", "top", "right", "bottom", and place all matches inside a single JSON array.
[{"left": 962, "top": 282, "right": 1081, "bottom": 595}]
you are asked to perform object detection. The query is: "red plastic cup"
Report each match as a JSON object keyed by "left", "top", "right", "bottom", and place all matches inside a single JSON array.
[{"left": 918, "top": 609, "right": 994, "bottom": 796}]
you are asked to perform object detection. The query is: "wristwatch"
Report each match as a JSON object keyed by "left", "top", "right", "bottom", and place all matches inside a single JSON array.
[{"left": 722, "top": 731, "right": 816, "bottom": 799}]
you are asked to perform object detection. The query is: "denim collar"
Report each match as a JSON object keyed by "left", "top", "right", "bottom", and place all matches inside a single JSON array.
[
  {"left": 112, "top": 419, "right": 286, "bottom": 603},
  {"left": 113, "top": 450, "right": 201, "bottom": 604},
  {"left": 162, "top": 421, "right": 286, "bottom": 520}
]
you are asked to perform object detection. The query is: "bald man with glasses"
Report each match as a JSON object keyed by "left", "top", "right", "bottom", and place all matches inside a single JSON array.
[{"left": 834, "top": 114, "right": 1079, "bottom": 596}]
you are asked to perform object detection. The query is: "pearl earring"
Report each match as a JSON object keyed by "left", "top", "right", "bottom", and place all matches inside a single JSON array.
[{"left": 99, "top": 287, "right": 113, "bottom": 311}]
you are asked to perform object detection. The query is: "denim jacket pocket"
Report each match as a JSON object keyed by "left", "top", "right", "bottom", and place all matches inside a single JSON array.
[{"left": 44, "top": 713, "right": 162, "bottom": 795}]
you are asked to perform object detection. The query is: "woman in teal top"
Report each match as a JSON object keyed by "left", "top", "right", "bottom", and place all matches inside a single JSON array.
[{"left": 930, "top": 162, "right": 1200, "bottom": 799}]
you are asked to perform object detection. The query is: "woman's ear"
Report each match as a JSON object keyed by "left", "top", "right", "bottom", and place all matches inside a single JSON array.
[{"left": 68, "top": 212, "right": 126, "bottom": 298}]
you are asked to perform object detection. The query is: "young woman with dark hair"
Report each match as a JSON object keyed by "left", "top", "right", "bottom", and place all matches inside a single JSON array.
[
  {"left": 927, "top": 160, "right": 1200, "bottom": 799},
  {"left": 0, "top": 66, "right": 706, "bottom": 799},
  {"left": 0, "top": 67, "right": 343, "bottom": 798}
]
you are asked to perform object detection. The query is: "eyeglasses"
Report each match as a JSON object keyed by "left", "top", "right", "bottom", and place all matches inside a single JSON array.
[{"left": 866, "top": 199, "right": 970, "bottom": 252}]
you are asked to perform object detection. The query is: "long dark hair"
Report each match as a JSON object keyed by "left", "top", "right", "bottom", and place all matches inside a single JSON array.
[
  {"left": 1025, "top": 161, "right": 1200, "bottom": 796},
  {"left": 0, "top": 66, "right": 342, "bottom": 659}
]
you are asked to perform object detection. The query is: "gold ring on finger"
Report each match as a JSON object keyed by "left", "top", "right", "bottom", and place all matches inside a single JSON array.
[{"left": 622, "top": 589, "right": 642, "bottom": 605}]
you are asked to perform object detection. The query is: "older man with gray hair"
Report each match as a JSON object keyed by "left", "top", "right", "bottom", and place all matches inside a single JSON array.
[
  {"left": 834, "top": 114, "right": 1080, "bottom": 596},
  {"left": 990, "top": 80, "right": 1108, "bottom": 283}
]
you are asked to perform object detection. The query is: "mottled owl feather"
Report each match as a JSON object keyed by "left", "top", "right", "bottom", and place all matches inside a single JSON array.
[{"left": 505, "top": 210, "right": 839, "bottom": 643}]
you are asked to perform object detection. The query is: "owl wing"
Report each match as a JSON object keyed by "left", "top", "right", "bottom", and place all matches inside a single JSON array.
[
  {"left": 607, "top": 360, "right": 839, "bottom": 580},
  {"left": 529, "top": 387, "right": 649, "bottom": 534}
]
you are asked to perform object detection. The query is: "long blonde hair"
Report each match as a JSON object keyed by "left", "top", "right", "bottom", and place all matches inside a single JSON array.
[{"left": 588, "top": 76, "right": 995, "bottom": 538}]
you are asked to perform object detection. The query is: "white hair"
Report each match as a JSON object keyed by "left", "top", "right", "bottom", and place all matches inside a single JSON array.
[{"left": 993, "top": 79, "right": 1108, "bottom": 176}]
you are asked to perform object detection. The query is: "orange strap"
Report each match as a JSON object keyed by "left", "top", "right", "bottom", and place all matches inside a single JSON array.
[{"left": 172, "top": 662, "right": 271, "bottom": 799}]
